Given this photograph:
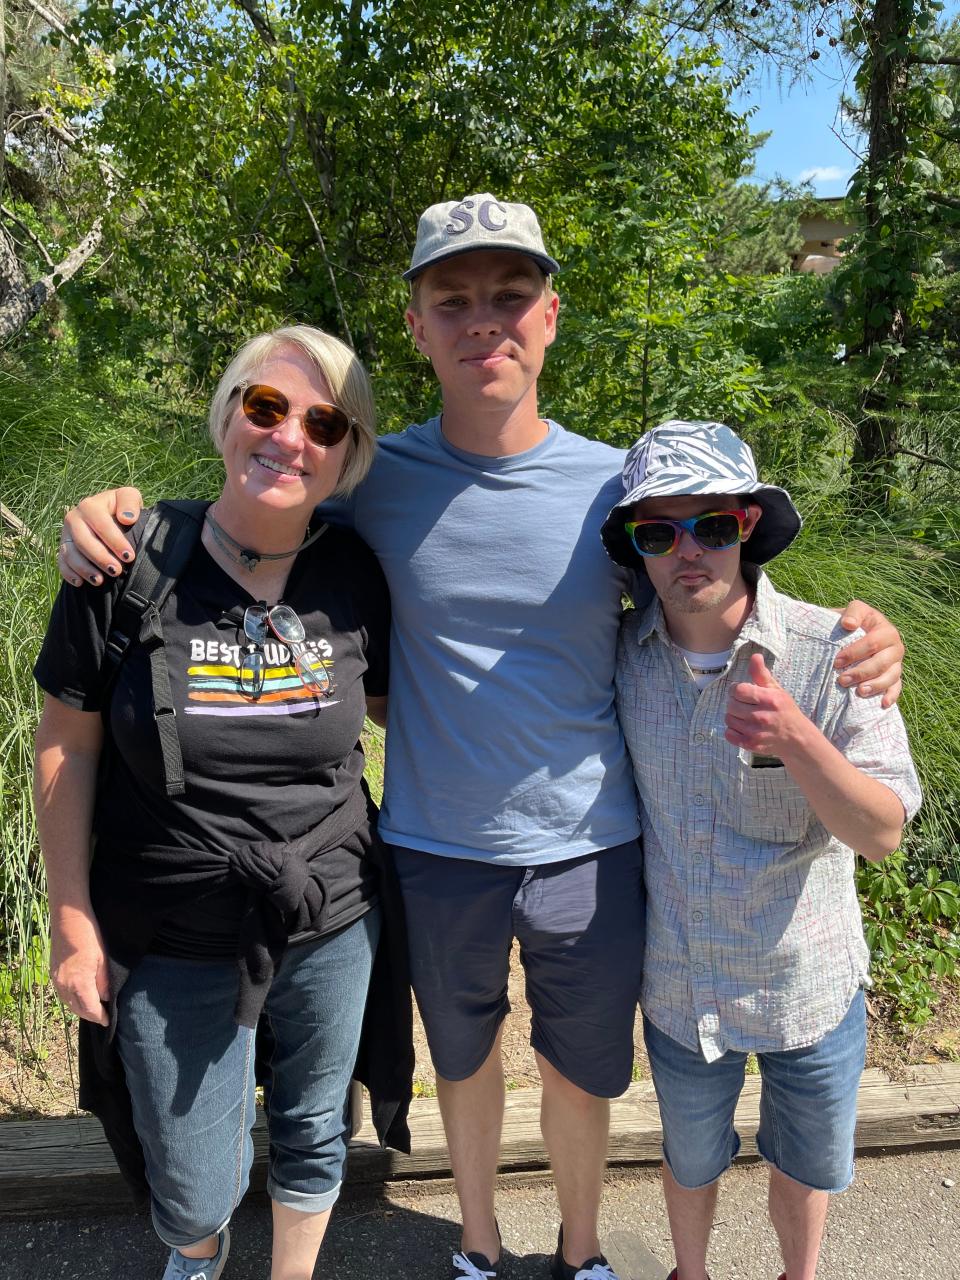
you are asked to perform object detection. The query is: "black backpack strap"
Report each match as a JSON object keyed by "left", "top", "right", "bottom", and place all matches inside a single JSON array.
[{"left": 101, "top": 500, "right": 208, "bottom": 797}]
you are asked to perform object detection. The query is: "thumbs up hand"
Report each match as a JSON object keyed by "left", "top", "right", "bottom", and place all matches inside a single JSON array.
[{"left": 725, "top": 652, "right": 808, "bottom": 757}]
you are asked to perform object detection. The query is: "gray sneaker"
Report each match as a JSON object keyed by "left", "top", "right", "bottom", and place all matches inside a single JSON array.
[{"left": 161, "top": 1226, "right": 230, "bottom": 1280}]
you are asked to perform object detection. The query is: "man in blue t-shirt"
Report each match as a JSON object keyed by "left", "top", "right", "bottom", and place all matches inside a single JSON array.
[{"left": 58, "top": 195, "right": 906, "bottom": 1280}]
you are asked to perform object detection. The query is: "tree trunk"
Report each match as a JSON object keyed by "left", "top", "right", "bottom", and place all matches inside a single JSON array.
[
  {"left": 1, "top": 0, "right": 7, "bottom": 202},
  {"left": 861, "top": 0, "right": 911, "bottom": 356},
  {"left": 853, "top": 0, "right": 914, "bottom": 501},
  {"left": 0, "top": 218, "right": 102, "bottom": 341}
]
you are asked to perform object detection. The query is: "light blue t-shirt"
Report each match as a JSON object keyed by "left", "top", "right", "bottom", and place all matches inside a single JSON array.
[{"left": 325, "top": 418, "right": 641, "bottom": 865}]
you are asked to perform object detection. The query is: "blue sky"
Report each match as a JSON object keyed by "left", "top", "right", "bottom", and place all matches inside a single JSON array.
[
  {"left": 736, "top": 50, "right": 862, "bottom": 197},
  {"left": 737, "top": 3, "right": 959, "bottom": 197}
]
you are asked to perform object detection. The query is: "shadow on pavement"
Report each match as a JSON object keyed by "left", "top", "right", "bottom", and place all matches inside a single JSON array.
[{"left": 0, "top": 1185, "right": 554, "bottom": 1280}]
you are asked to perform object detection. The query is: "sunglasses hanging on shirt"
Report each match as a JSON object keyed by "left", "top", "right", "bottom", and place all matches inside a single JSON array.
[{"left": 239, "top": 603, "right": 335, "bottom": 700}]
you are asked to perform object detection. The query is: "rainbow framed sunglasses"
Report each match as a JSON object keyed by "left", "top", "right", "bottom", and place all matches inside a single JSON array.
[{"left": 624, "top": 509, "right": 749, "bottom": 558}]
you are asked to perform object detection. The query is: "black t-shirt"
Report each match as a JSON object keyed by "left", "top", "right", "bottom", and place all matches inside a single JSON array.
[{"left": 34, "top": 514, "right": 390, "bottom": 958}]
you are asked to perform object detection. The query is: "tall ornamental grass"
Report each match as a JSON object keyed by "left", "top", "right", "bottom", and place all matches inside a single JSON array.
[
  {"left": 770, "top": 506, "right": 960, "bottom": 883},
  {"left": 1, "top": 355, "right": 217, "bottom": 1040}
]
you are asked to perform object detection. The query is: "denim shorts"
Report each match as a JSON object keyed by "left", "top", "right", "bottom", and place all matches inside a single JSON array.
[
  {"left": 643, "top": 988, "right": 866, "bottom": 1192},
  {"left": 114, "top": 910, "right": 379, "bottom": 1247},
  {"left": 393, "top": 841, "right": 644, "bottom": 1098}
]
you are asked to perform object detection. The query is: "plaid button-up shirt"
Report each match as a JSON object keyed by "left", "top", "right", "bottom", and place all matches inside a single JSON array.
[{"left": 616, "top": 569, "right": 922, "bottom": 1063}]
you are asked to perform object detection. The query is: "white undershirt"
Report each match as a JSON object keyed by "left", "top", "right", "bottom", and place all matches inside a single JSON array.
[{"left": 675, "top": 644, "right": 733, "bottom": 691}]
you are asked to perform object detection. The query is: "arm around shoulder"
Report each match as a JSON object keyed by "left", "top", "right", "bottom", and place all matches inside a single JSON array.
[
  {"left": 725, "top": 653, "right": 916, "bottom": 860},
  {"left": 832, "top": 599, "right": 905, "bottom": 707}
]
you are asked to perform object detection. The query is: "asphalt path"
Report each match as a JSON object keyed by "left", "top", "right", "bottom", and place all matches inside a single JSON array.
[{"left": 2, "top": 1147, "right": 958, "bottom": 1279}]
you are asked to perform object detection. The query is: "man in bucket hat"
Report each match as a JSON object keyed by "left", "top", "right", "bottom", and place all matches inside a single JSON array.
[
  {"left": 60, "top": 205, "right": 908, "bottom": 1280},
  {"left": 602, "top": 421, "right": 922, "bottom": 1280}
]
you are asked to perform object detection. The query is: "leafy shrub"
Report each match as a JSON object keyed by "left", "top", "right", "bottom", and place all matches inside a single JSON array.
[{"left": 858, "top": 854, "right": 960, "bottom": 1030}]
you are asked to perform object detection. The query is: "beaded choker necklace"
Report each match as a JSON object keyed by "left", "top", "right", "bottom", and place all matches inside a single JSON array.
[{"left": 204, "top": 508, "right": 327, "bottom": 573}]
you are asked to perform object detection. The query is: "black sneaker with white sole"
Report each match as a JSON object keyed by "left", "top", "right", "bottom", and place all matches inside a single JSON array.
[
  {"left": 548, "top": 1227, "right": 619, "bottom": 1280},
  {"left": 451, "top": 1223, "right": 504, "bottom": 1280}
]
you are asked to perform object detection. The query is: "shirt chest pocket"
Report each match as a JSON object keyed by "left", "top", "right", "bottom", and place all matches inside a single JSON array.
[{"left": 727, "top": 753, "right": 812, "bottom": 845}]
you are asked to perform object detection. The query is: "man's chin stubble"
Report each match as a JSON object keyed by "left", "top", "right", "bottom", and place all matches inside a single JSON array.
[{"left": 665, "top": 580, "right": 727, "bottom": 614}]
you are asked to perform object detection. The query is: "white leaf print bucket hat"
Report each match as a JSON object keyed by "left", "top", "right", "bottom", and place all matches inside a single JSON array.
[{"left": 600, "top": 419, "right": 802, "bottom": 572}]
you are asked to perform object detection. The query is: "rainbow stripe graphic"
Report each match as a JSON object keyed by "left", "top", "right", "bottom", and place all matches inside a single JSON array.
[{"left": 184, "top": 663, "right": 338, "bottom": 717}]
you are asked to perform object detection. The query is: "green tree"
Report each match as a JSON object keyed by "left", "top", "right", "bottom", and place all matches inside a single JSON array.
[
  {"left": 0, "top": 0, "right": 113, "bottom": 340},
  {"left": 704, "top": 165, "right": 803, "bottom": 278},
  {"left": 833, "top": 1, "right": 960, "bottom": 502},
  {"left": 55, "top": 0, "right": 755, "bottom": 431}
]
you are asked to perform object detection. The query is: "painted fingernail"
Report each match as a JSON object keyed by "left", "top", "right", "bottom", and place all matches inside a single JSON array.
[
  {"left": 121, "top": 550, "right": 132, "bottom": 562},
  {"left": 106, "top": 565, "right": 118, "bottom": 576},
  {"left": 121, "top": 510, "right": 136, "bottom": 519},
  {"left": 90, "top": 575, "right": 101, "bottom": 585}
]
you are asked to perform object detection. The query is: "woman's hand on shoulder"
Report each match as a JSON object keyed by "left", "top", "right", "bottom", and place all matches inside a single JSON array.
[{"left": 59, "top": 486, "right": 144, "bottom": 586}]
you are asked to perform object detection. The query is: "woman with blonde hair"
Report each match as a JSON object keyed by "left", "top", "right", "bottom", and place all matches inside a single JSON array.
[{"left": 34, "top": 325, "right": 407, "bottom": 1280}]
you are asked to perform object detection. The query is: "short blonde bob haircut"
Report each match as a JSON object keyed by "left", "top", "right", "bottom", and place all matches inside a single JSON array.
[{"left": 207, "top": 325, "right": 377, "bottom": 498}]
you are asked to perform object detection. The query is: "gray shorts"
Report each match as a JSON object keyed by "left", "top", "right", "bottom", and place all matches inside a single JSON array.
[{"left": 392, "top": 841, "right": 645, "bottom": 1098}]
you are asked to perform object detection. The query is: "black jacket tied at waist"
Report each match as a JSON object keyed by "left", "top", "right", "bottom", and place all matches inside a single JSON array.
[
  {"left": 78, "top": 785, "right": 414, "bottom": 1204},
  {"left": 227, "top": 785, "right": 367, "bottom": 1026},
  {"left": 92, "top": 786, "right": 371, "bottom": 1028}
]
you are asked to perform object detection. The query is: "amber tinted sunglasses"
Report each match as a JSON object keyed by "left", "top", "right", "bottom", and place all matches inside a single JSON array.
[{"left": 235, "top": 384, "right": 356, "bottom": 447}]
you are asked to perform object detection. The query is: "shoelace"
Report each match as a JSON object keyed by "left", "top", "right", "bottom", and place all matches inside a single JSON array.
[
  {"left": 574, "top": 1263, "right": 619, "bottom": 1280},
  {"left": 451, "top": 1251, "right": 498, "bottom": 1280}
]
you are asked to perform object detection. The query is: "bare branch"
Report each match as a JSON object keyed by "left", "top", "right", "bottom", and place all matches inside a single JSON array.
[
  {"left": 894, "top": 447, "right": 960, "bottom": 473},
  {"left": 20, "top": 0, "right": 82, "bottom": 48},
  {"left": 0, "top": 0, "right": 7, "bottom": 202},
  {"left": 925, "top": 189, "right": 960, "bottom": 211},
  {"left": 280, "top": 162, "right": 353, "bottom": 349},
  {"left": 234, "top": 0, "right": 334, "bottom": 200},
  {"left": 0, "top": 225, "right": 28, "bottom": 297},
  {"left": 235, "top": 0, "right": 277, "bottom": 47},
  {"left": 908, "top": 54, "right": 960, "bottom": 67},
  {"left": 248, "top": 84, "right": 298, "bottom": 236},
  {"left": 1, "top": 203, "right": 55, "bottom": 266},
  {"left": 0, "top": 501, "right": 42, "bottom": 549}
]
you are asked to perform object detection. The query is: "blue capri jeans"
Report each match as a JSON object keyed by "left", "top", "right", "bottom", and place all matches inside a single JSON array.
[{"left": 114, "top": 909, "right": 379, "bottom": 1248}]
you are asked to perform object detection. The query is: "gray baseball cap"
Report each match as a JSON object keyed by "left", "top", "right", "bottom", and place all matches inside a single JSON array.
[
  {"left": 600, "top": 420, "right": 802, "bottom": 573},
  {"left": 403, "top": 193, "right": 560, "bottom": 282}
]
